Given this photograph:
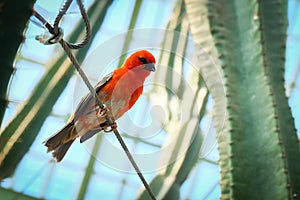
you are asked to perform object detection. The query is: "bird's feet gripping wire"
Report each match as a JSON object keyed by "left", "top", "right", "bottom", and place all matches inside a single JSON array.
[
  {"left": 96, "top": 104, "right": 117, "bottom": 133},
  {"left": 96, "top": 104, "right": 108, "bottom": 118},
  {"left": 102, "top": 122, "right": 117, "bottom": 133}
]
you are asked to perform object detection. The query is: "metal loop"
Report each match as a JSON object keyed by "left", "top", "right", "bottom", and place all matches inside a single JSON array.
[
  {"left": 34, "top": 0, "right": 90, "bottom": 49},
  {"left": 36, "top": 27, "right": 64, "bottom": 45},
  {"left": 53, "top": 0, "right": 91, "bottom": 49}
]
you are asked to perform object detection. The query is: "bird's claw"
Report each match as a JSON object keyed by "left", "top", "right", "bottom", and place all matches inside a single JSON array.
[
  {"left": 103, "top": 122, "right": 117, "bottom": 132},
  {"left": 96, "top": 104, "right": 108, "bottom": 118}
]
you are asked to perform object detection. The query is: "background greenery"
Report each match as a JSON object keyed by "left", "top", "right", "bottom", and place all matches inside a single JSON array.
[{"left": 0, "top": 0, "right": 299, "bottom": 199}]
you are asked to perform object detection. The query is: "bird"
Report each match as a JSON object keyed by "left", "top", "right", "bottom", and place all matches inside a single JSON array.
[{"left": 44, "top": 50, "right": 156, "bottom": 162}]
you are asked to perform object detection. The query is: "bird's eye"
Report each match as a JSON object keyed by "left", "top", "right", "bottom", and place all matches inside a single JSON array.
[{"left": 138, "top": 57, "right": 148, "bottom": 64}]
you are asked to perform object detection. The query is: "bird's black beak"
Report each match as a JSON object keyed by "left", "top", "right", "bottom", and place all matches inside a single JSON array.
[{"left": 144, "top": 63, "right": 156, "bottom": 72}]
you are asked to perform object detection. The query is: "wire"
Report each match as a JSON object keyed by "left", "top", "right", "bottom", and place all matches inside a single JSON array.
[{"left": 32, "top": 0, "right": 156, "bottom": 199}]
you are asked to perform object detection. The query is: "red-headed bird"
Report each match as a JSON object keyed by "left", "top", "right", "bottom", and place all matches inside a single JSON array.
[{"left": 44, "top": 50, "right": 156, "bottom": 162}]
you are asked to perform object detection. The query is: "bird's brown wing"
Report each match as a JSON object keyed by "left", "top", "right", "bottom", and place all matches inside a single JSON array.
[
  {"left": 44, "top": 73, "right": 114, "bottom": 161},
  {"left": 74, "top": 72, "right": 113, "bottom": 121},
  {"left": 72, "top": 72, "right": 113, "bottom": 143}
]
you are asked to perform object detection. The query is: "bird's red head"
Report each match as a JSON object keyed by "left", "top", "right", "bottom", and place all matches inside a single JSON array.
[{"left": 123, "top": 50, "right": 156, "bottom": 74}]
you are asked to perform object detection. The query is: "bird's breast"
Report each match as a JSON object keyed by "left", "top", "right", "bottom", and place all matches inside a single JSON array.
[{"left": 99, "top": 75, "right": 144, "bottom": 119}]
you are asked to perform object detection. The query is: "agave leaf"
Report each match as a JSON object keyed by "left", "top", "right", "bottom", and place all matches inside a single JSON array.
[
  {"left": 206, "top": 0, "right": 289, "bottom": 198},
  {"left": 0, "top": 0, "right": 37, "bottom": 126}
]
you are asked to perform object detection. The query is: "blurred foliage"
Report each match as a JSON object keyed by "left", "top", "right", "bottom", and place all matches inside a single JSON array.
[{"left": 0, "top": 0, "right": 299, "bottom": 199}]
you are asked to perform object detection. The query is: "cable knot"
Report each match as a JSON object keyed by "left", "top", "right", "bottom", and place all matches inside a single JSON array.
[{"left": 35, "top": 27, "right": 64, "bottom": 45}]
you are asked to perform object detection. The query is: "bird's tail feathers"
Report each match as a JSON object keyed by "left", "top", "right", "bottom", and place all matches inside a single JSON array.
[
  {"left": 52, "top": 140, "right": 74, "bottom": 162},
  {"left": 44, "top": 121, "right": 76, "bottom": 162}
]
